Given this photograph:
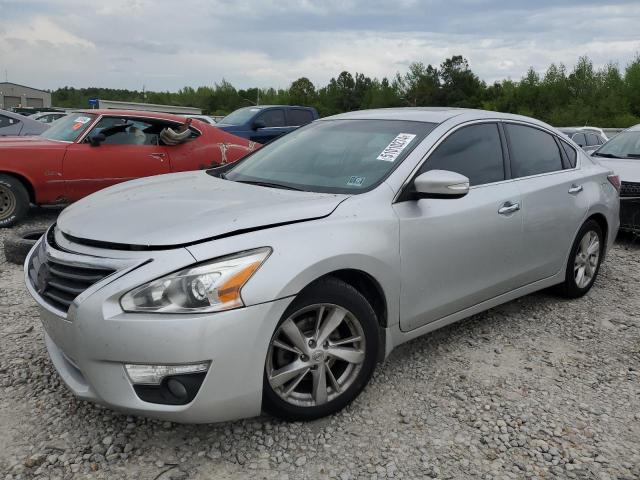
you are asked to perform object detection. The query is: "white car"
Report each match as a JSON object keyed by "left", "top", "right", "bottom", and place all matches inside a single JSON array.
[
  {"left": 28, "top": 111, "right": 68, "bottom": 124},
  {"left": 591, "top": 124, "right": 640, "bottom": 232}
]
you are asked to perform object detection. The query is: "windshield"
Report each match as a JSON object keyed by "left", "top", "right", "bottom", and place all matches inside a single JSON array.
[
  {"left": 594, "top": 131, "right": 640, "bottom": 158},
  {"left": 225, "top": 119, "right": 436, "bottom": 194},
  {"left": 40, "top": 113, "right": 97, "bottom": 142},
  {"left": 218, "top": 107, "right": 262, "bottom": 126}
]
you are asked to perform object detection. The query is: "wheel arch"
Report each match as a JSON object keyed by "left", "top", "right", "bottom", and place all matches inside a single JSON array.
[
  {"left": 0, "top": 170, "right": 36, "bottom": 203},
  {"left": 586, "top": 212, "right": 608, "bottom": 247}
]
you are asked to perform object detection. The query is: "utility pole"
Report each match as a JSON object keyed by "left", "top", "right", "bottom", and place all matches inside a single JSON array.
[{"left": 256, "top": 89, "right": 260, "bottom": 106}]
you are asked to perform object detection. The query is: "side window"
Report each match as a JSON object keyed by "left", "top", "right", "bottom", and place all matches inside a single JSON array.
[
  {"left": 288, "top": 109, "right": 314, "bottom": 126},
  {"left": 571, "top": 132, "right": 586, "bottom": 147},
  {"left": 257, "top": 109, "right": 285, "bottom": 128},
  {"left": 90, "top": 117, "right": 159, "bottom": 146},
  {"left": 0, "top": 115, "right": 19, "bottom": 128},
  {"left": 418, "top": 123, "right": 505, "bottom": 186},
  {"left": 586, "top": 133, "right": 599, "bottom": 147},
  {"left": 560, "top": 141, "right": 577, "bottom": 168},
  {"left": 506, "top": 124, "right": 563, "bottom": 178},
  {"left": 596, "top": 135, "right": 605, "bottom": 145}
]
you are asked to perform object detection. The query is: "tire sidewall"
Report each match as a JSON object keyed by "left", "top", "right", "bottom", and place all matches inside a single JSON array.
[
  {"left": 565, "top": 220, "right": 604, "bottom": 296},
  {"left": 262, "top": 279, "right": 379, "bottom": 421},
  {"left": 0, "top": 176, "right": 29, "bottom": 228}
]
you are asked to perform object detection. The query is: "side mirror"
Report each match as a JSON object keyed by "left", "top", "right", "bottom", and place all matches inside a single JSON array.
[
  {"left": 88, "top": 133, "right": 106, "bottom": 147},
  {"left": 252, "top": 119, "right": 266, "bottom": 130},
  {"left": 414, "top": 170, "right": 470, "bottom": 198}
]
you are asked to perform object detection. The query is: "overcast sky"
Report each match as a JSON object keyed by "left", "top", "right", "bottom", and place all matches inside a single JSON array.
[{"left": 1, "top": 0, "right": 639, "bottom": 91}]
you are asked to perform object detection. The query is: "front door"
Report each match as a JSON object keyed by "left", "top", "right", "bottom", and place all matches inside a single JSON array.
[
  {"left": 249, "top": 109, "right": 289, "bottom": 144},
  {"left": 394, "top": 122, "right": 524, "bottom": 331},
  {"left": 63, "top": 116, "right": 171, "bottom": 201}
]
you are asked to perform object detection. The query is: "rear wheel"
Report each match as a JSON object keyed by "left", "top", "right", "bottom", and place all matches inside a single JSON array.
[
  {"left": 0, "top": 174, "right": 29, "bottom": 228},
  {"left": 263, "top": 278, "right": 379, "bottom": 421},
  {"left": 557, "top": 220, "right": 603, "bottom": 298}
]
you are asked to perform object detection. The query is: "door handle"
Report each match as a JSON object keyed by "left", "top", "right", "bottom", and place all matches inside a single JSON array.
[
  {"left": 149, "top": 153, "right": 166, "bottom": 159},
  {"left": 498, "top": 202, "right": 520, "bottom": 215},
  {"left": 568, "top": 184, "right": 583, "bottom": 194}
]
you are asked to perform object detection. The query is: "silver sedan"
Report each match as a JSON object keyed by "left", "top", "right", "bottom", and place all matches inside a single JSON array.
[{"left": 24, "top": 108, "right": 620, "bottom": 423}]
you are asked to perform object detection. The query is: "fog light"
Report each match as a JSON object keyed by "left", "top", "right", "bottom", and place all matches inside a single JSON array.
[{"left": 125, "top": 362, "right": 210, "bottom": 385}]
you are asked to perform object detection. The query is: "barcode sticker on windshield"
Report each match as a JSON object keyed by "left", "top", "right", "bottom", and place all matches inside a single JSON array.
[{"left": 376, "top": 133, "right": 417, "bottom": 162}]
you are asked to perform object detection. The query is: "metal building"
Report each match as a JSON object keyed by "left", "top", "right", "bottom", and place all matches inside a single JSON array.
[{"left": 0, "top": 82, "right": 52, "bottom": 109}]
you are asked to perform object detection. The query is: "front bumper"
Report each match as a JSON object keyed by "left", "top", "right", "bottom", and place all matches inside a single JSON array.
[
  {"left": 25, "top": 230, "right": 293, "bottom": 423},
  {"left": 620, "top": 198, "right": 640, "bottom": 233}
]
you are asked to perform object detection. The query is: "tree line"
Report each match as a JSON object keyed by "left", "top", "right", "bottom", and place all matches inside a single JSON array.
[{"left": 52, "top": 55, "right": 640, "bottom": 127}]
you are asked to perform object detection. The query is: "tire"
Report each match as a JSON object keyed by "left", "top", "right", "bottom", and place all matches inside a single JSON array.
[
  {"left": 0, "top": 174, "right": 30, "bottom": 228},
  {"left": 3, "top": 229, "right": 46, "bottom": 265},
  {"left": 557, "top": 219, "right": 604, "bottom": 298},
  {"left": 263, "top": 277, "right": 379, "bottom": 421}
]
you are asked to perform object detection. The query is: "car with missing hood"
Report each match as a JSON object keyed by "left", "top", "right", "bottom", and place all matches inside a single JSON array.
[
  {"left": 591, "top": 123, "right": 640, "bottom": 232},
  {"left": 25, "top": 108, "right": 619, "bottom": 423},
  {"left": 0, "top": 109, "right": 258, "bottom": 227}
]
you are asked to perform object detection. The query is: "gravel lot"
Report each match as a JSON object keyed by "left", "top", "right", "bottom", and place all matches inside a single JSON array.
[{"left": 1, "top": 209, "right": 639, "bottom": 480}]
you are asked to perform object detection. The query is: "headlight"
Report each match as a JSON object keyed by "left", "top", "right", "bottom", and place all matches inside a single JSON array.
[{"left": 120, "top": 248, "right": 271, "bottom": 313}]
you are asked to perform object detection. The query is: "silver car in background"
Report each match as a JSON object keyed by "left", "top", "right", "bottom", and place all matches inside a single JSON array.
[
  {"left": 25, "top": 108, "right": 620, "bottom": 423},
  {"left": 0, "top": 109, "right": 49, "bottom": 136}
]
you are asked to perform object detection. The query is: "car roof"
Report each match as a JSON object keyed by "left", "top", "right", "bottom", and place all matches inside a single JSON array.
[
  {"left": 323, "top": 107, "right": 557, "bottom": 128},
  {"left": 627, "top": 124, "right": 640, "bottom": 132},
  {"left": 74, "top": 109, "right": 190, "bottom": 123}
]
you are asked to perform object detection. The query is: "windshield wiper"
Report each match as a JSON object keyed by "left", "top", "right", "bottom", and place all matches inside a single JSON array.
[
  {"left": 593, "top": 152, "right": 623, "bottom": 158},
  {"left": 235, "top": 180, "right": 303, "bottom": 191},
  {"left": 624, "top": 153, "right": 640, "bottom": 158}
]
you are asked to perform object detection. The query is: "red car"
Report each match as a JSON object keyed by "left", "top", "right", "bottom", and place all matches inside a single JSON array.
[{"left": 0, "top": 110, "right": 259, "bottom": 227}]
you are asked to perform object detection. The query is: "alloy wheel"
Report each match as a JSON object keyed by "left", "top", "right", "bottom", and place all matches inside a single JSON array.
[
  {"left": 574, "top": 230, "right": 600, "bottom": 289},
  {"left": 266, "top": 304, "right": 366, "bottom": 407},
  {"left": 0, "top": 185, "right": 16, "bottom": 221}
]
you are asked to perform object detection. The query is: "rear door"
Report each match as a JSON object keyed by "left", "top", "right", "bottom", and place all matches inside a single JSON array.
[
  {"left": 63, "top": 116, "right": 170, "bottom": 201},
  {"left": 395, "top": 122, "right": 524, "bottom": 331},
  {"left": 249, "top": 108, "right": 288, "bottom": 143},
  {"left": 504, "top": 123, "right": 588, "bottom": 284}
]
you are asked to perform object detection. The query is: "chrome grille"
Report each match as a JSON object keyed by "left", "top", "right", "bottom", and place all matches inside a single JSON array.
[
  {"left": 620, "top": 181, "right": 640, "bottom": 198},
  {"left": 28, "top": 239, "right": 115, "bottom": 313}
]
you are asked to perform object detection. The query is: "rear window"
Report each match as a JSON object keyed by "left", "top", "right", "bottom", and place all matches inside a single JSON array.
[
  {"left": 586, "top": 133, "right": 599, "bottom": 147},
  {"left": 288, "top": 109, "right": 314, "bottom": 126}
]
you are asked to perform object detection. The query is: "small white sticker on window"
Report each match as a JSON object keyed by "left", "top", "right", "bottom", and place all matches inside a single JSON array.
[
  {"left": 376, "top": 133, "right": 417, "bottom": 162},
  {"left": 74, "top": 116, "right": 91, "bottom": 124},
  {"left": 347, "top": 176, "right": 365, "bottom": 186}
]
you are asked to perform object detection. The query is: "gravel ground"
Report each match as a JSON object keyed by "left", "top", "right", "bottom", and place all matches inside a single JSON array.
[{"left": 1, "top": 209, "right": 639, "bottom": 480}]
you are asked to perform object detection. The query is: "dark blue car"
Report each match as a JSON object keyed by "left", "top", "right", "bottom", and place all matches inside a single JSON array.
[{"left": 216, "top": 105, "right": 319, "bottom": 144}]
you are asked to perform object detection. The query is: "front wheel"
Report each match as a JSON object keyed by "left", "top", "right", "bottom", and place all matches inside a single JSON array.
[
  {"left": 263, "top": 278, "right": 379, "bottom": 421},
  {"left": 557, "top": 220, "right": 604, "bottom": 298},
  {"left": 0, "top": 174, "right": 29, "bottom": 228}
]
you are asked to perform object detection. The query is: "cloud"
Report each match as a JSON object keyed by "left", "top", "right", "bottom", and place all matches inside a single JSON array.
[{"left": 0, "top": 0, "right": 639, "bottom": 91}]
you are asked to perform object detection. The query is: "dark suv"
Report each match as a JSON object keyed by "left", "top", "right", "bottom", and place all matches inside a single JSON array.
[{"left": 216, "top": 105, "right": 319, "bottom": 144}]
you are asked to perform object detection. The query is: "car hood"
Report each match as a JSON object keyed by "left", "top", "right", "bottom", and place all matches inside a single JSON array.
[
  {"left": 0, "top": 136, "right": 63, "bottom": 148},
  {"left": 57, "top": 171, "right": 348, "bottom": 248},
  {"left": 594, "top": 157, "right": 640, "bottom": 183}
]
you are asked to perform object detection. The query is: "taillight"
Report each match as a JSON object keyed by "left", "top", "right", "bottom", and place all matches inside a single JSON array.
[{"left": 607, "top": 174, "right": 621, "bottom": 192}]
